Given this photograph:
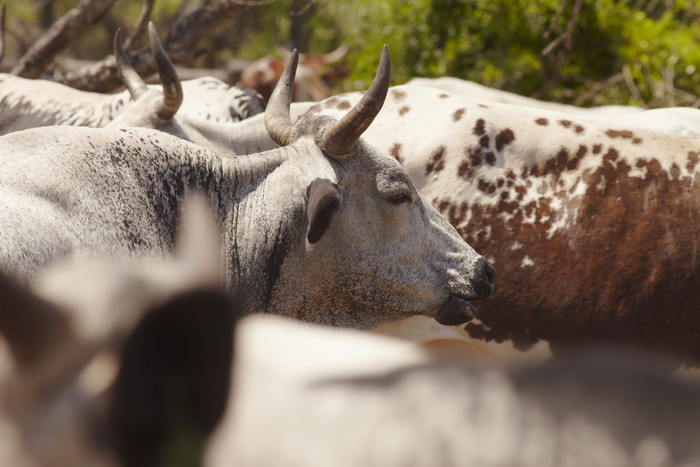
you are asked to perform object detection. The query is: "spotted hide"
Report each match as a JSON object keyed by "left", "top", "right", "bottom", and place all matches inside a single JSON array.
[{"left": 303, "top": 84, "right": 700, "bottom": 364}]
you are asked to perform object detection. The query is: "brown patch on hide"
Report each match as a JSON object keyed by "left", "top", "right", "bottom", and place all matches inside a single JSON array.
[
  {"left": 425, "top": 146, "right": 446, "bottom": 175},
  {"left": 535, "top": 118, "right": 549, "bottom": 126},
  {"left": 688, "top": 151, "right": 699, "bottom": 172},
  {"left": 438, "top": 93, "right": 450, "bottom": 99},
  {"left": 495, "top": 129, "right": 515, "bottom": 152},
  {"left": 559, "top": 120, "right": 573, "bottom": 129},
  {"left": 390, "top": 89, "right": 407, "bottom": 100},
  {"left": 398, "top": 106, "right": 410, "bottom": 116},
  {"left": 484, "top": 152, "right": 496, "bottom": 166},
  {"left": 473, "top": 119, "right": 486, "bottom": 136},
  {"left": 336, "top": 100, "right": 351, "bottom": 110},
  {"left": 433, "top": 145, "right": 700, "bottom": 363},
  {"left": 452, "top": 108, "right": 466, "bottom": 121}
]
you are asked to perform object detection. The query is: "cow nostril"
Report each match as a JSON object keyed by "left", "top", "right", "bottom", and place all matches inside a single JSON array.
[{"left": 482, "top": 260, "right": 496, "bottom": 297}]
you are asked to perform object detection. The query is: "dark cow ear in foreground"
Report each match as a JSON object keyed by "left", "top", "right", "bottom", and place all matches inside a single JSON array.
[
  {"left": 306, "top": 178, "right": 342, "bottom": 244},
  {"left": 0, "top": 269, "right": 72, "bottom": 368}
]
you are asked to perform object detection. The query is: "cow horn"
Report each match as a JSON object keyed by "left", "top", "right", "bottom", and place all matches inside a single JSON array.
[
  {"left": 114, "top": 28, "right": 149, "bottom": 100},
  {"left": 148, "top": 22, "right": 182, "bottom": 121},
  {"left": 322, "top": 45, "right": 390, "bottom": 156},
  {"left": 265, "top": 49, "right": 298, "bottom": 146}
]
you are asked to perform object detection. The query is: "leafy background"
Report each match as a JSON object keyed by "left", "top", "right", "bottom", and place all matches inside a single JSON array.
[{"left": 6, "top": 0, "right": 700, "bottom": 106}]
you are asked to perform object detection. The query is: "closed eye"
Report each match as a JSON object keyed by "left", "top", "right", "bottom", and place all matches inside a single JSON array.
[{"left": 385, "top": 192, "right": 415, "bottom": 205}]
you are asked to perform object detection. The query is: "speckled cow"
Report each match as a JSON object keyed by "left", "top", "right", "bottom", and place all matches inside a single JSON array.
[
  {"left": 0, "top": 48, "right": 494, "bottom": 330},
  {"left": 304, "top": 84, "right": 700, "bottom": 363}
]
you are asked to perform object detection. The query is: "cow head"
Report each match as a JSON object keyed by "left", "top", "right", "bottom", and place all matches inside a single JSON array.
[{"left": 256, "top": 47, "right": 495, "bottom": 329}]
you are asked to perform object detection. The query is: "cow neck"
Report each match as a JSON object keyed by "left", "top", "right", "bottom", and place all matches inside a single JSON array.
[{"left": 217, "top": 142, "right": 317, "bottom": 308}]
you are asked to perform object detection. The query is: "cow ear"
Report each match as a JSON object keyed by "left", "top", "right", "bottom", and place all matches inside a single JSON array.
[
  {"left": 0, "top": 269, "right": 72, "bottom": 368},
  {"left": 306, "top": 178, "right": 342, "bottom": 244}
]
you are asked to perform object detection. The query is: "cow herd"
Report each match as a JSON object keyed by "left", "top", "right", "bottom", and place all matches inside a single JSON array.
[{"left": 2, "top": 20, "right": 700, "bottom": 467}]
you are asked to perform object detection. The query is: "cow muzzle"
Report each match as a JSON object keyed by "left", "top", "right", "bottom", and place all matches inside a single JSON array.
[{"left": 435, "top": 258, "right": 496, "bottom": 326}]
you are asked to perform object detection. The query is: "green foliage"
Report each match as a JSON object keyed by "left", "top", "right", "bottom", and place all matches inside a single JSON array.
[{"left": 6, "top": 0, "right": 700, "bottom": 107}]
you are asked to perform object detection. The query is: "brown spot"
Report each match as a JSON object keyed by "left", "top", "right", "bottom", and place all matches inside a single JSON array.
[
  {"left": 398, "top": 106, "right": 410, "bottom": 116},
  {"left": 687, "top": 151, "right": 699, "bottom": 172},
  {"left": 438, "top": 93, "right": 450, "bottom": 99},
  {"left": 567, "top": 145, "right": 587, "bottom": 170},
  {"left": 620, "top": 130, "right": 634, "bottom": 138},
  {"left": 604, "top": 147, "right": 619, "bottom": 162},
  {"left": 670, "top": 163, "right": 681, "bottom": 179},
  {"left": 390, "top": 143, "right": 403, "bottom": 163},
  {"left": 437, "top": 200, "right": 450, "bottom": 213},
  {"left": 574, "top": 125, "right": 584, "bottom": 134},
  {"left": 425, "top": 145, "right": 446, "bottom": 175},
  {"left": 632, "top": 137, "right": 642, "bottom": 144},
  {"left": 477, "top": 179, "right": 497, "bottom": 194},
  {"left": 485, "top": 152, "right": 496, "bottom": 166},
  {"left": 592, "top": 144, "right": 602, "bottom": 154},
  {"left": 605, "top": 129, "right": 635, "bottom": 139},
  {"left": 535, "top": 118, "right": 549, "bottom": 126},
  {"left": 495, "top": 129, "right": 515, "bottom": 152},
  {"left": 468, "top": 146, "right": 483, "bottom": 167},
  {"left": 336, "top": 100, "right": 351, "bottom": 110},
  {"left": 452, "top": 108, "right": 466, "bottom": 121},
  {"left": 458, "top": 160, "right": 471, "bottom": 178},
  {"left": 497, "top": 178, "right": 505, "bottom": 188},
  {"left": 559, "top": 120, "right": 573, "bottom": 128},
  {"left": 473, "top": 119, "right": 486, "bottom": 136},
  {"left": 478, "top": 104, "right": 490, "bottom": 109},
  {"left": 390, "top": 89, "right": 407, "bottom": 101},
  {"left": 479, "top": 135, "right": 490, "bottom": 148}
]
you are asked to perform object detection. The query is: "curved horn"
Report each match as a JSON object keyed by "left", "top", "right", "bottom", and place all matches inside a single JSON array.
[
  {"left": 148, "top": 22, "right": 182, "bottom": 121},
  {"left": 114, "top": 28, "right": 149, "bottom": 100},
  {"left": 264, "top": 49, "right": 298, "bottom": 146},
  {"left": 322, "top": 45, "right": 391, "bottom": 156}
]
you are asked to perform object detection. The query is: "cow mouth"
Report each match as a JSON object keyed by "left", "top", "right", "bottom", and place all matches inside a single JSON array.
[{"left": 434, "top": 293, "right": 478, "bottom": 326}]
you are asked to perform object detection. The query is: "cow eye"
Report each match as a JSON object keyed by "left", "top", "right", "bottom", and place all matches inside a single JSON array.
[{"left": 386, "top": 192, "right": 414, "bottom": 205}]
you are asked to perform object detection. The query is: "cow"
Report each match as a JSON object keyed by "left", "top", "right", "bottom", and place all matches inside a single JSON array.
[
  {"left": 0, "top": 193, "right": 239, "bottom": 467},
  {"left": 207, "top": 313, "right": 700, "bottom": 467},
  {"left": 302, "top": 84, "right": 700, "bottom": 364},
  {"left": 238, "top": 45, "right": 351, "bottom": 102},
  {"left": 407, "top": 76, "right": 642, "bottom": 114},
  {"left": 0, "top": 47, "right": 495, "bottom": 330},
  {"left": 0, "top": 23, "right": 266, "bottom": 142}
]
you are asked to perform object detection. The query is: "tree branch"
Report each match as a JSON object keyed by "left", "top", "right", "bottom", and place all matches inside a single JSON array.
[
  {"left": 54, "top": 0, "right": 255, "bottom": 92},
  {"left": 11, "top": 0, "right": 119, "bottom": 78},
  {"left": 122, "top": 0, "right": 155, "bottom": 51},
  {"left": 541, "top": 0, "right": 582, "bottom": 57}
]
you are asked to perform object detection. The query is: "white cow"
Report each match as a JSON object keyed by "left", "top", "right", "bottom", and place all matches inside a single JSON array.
[
  {"left": 207, "top": 313, "right": 700, "bottom": 467},
  {"left": 303, "top": 84, "right": 700, "bottom": 364},
  {"left": 0, "top": 47, "right": 494, "bottom": 330},
  {"left": 0, "top": 193, "right": 239, "bottom": 467},
  {"left": 0, "top": 23, "right": 266, "bottom": 147}
]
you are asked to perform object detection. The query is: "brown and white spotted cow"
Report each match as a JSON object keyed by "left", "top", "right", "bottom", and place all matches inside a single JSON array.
[
  {"left": 238, "top": 46, "right": 351, "bottom": 102},
  {"left": 304, "top": 84, "right": 700, "bottom": 364}
]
